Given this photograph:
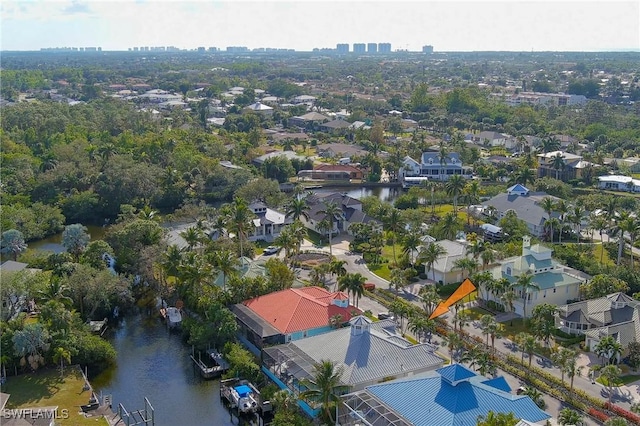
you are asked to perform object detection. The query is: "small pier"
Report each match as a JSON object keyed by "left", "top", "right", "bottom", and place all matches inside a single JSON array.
[{"left": 190, "top": 349, "right": 230, "bottom": 379}]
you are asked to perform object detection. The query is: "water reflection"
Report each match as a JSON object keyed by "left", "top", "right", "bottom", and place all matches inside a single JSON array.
[
  {"left": 312, "top": 186, "right": 401, "bottom": 203},
  {"left": 92, "top": 314, "right": 236, "bottom": 426}
]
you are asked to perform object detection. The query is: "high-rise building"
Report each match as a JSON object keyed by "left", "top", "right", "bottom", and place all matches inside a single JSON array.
[
  {"left": 336, "top": 43, "right": 349, "bottom": 53},
  {"left": 353, "top": 43, "right": 366, "bottom": 53},
  {"left": 367, "top": 43, "right": 378, "bottom": 53},
  {"left": 378, "top": 43, "right": 391, "bottom": 53},
  {"left": 422, "top": 45, "right": 434, "bottom": 54}
]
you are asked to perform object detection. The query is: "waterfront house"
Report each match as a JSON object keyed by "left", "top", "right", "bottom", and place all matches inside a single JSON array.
[
  {"left": 399, "top": 151, "right": 473, "bottom": 181},
  {"left": 262, "top": 316, "right": 444, "bottom": 395},
  {"left": 337, "top": 364, "right": 551, "bottom": 426},
  {"left": 556, "top": 292, "right": 640, "bottom": 361},
  {"left": 486, "top": 236, "right": 589, "bottom": 318},
  {"left": 230, "top": 287, "right": 359, "bottom": 354},
  {"left": 298, "top": 164, "right": 364, "bottom": 181},
  {"left": 301, "top": 193, "right": 380, "bottom": 236}
]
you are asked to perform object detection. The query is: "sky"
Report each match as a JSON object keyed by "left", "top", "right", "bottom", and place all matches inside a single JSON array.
[{"left": 1, "top": 0, "right": 639, "bottom": 52}]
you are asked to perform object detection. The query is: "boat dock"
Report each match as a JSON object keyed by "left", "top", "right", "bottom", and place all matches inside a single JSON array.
[
  {"left": 220, "top": 378, "right": 271, "bottom": 417},
  {"left": 190, "top": 349, "right": 230, "bottom": 379}
]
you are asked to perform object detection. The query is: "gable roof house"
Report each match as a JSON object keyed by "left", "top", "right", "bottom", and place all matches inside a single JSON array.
[
  {"left": 230, "top": 287, "right": 359, "bottom": 354},
  {"left": 486, "top": 236, "right": 590, "bottom": 318},
  {"left": 481, "top": 185, "right": 557, "bottom": 238},
  {"left": 337, "top": 363, "right": 551, "bottom": 426},
  {"left": 243, "top": 101, "right": 274, "bottom": 117},
  {"left": 422, "top": 240, "right": 472, "bottom": 285},
  {"left": 598, "top": 175, "right": 640, "bottom": 193},
  {"left": 262, "top": 316, "right": 444, "bottom": 396},
  {"left": 320, "top": 119, "right": 351, "bottom": 134},
  {"left": 298, "top": 164, "right": 364, "bottom": 181},
  {"left": 301, "top": 193, "right": 380, "bottom": 236},
  {"left": 316, "top": 143, "right": 368, "bottom": 159},
  {"left": 556, "top": 292, "right": 640, "bottom": 361},
  {"left": 473, "top": 131, "right": 517, "bottom": 150},
  {"left": 400, "top": 152, "right": 473, "bottom": 181},
  {"left": 248, "top": 202, "right": 293, "bottom": 242},
  {"left": 288, "top": 111, "right": 329, "bottom": 130}
]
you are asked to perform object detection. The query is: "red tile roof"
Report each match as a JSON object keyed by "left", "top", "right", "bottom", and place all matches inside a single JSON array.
[{"left": 243, "top": 287, "right": 358, "bottom": 334}]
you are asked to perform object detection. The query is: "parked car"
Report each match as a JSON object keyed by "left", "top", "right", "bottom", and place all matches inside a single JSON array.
[
  {"left": 377, "top": 312, "right": 394, "bottom": 320},
  {"left": 263, "top": 246, "right": 280, "bottom": 255},
  {"left": 364, "top": 283, "right": 376, "bottom": 291}
]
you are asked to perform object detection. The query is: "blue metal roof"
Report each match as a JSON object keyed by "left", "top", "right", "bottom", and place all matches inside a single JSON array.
[
  {"left": 481, "top": 376, "right": 512, "bottom": 393},
  {"left": 366, "top": 371, "right": 550, "bottom": 426},
  {"left": 507, "top": 184, "right": 529, "bottom": 193},
  {"left": 436, "top": 364, "right": 476, "bottom": 384}
]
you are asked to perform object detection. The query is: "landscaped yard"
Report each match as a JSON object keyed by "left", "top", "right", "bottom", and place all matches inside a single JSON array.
[
  {"left": 305, "top": 230, "right": 326, "bottom": 247},
  {"left": 597, "top": 373, "right": 640, "bottom": 387},
  {"left": 2, "top": 367, "right": 109, "bottom": 425}
]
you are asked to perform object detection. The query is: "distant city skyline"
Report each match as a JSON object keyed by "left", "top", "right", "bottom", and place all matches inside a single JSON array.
[{"left": 1, "top": 1, "right": 639, "bottom": 52}]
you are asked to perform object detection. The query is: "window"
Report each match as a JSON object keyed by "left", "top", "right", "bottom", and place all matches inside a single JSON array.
[{"left": 506, "top": 267, "right": 512, "bottom": 276}]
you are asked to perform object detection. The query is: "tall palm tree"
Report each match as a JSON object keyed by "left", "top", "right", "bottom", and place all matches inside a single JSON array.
[
  {"left": 541, "top": 135, "right": 560, "bottom": 153},
  {"left": 417, "top": 243, "right": 446, "bottom": 282},
  {"left": 53, "top": 347, "right": 71, "bottom": 378},
  {"left": 318, "top": 201, "right": 343, "bottom": 257},
  {"left": 288, "top": 220, "right": 308, "bottom": 256},
  {"left": 211, "top": 249, "right": 237, "bottom": 291},
  {"left": 402, "top": 230, "right": 423, "bottom": 265},
  {"left": 521, "top": 334, "right": 538, "bottom": 368},
  {"left": 551, "top": 152, "right": 566, "bottom": 180},
  {"left": 224, "top": 197, "right": 254, "bottom": 261},
  {"left": 588, "top": 214, "right": 609, "bottom": 261},
  {"left": 569, "top": 204, "right": 587, "bottom": 239},
  {"left": 383, "top": 208, "right": 405, "bottom": 266},
  {"left": 180, "top": 227, "right": 203, "bottom": 252},
  {"left": 438, "top": 144, "right": 450, "bottom": 181},
  {"left": 443, "top": 332, "right": 465, "bottom": 363},
  {"left": 514, "top": 272, "right": 539, "bottom": 321},
  {"left": 418, "top": 285, "right": 441, "bottom": 318},
  {"left": 544, "top": 217, "right": 561, "bottom": 243},
  {"left": 437, "top": 211, "right": 463, "bottom": 240},
  {"left": 445, "top": 174, "right": 466, "bottom": 212},
  {"left": 299, "top": 360, "right": 346, "bottom": 424},
  {"left": 555, "top": 200, "right": 569, "bottom": 243},
  {"left": 540, "top": 197, "right": 556, "bottom": 241},
  {"left": 453, "top": 257, "right": 478, "bottom": 280},
  {"left": 600, "top": 364, "right": 622, "bottom": 404},
  {"left": 338, "top": 273, "right": 366, "bottom": 307},
  {"left": 285, "top": 197, "right": 310, "bottom": 222},
  {"left": 613, "top": 212, "right": 640, "bottom": 268},
  {"left": 37, "top": 279, "right": 73, "bottom": 307},
  {"left": 500, "top": 287, "right": 517, "bottom": 326}
]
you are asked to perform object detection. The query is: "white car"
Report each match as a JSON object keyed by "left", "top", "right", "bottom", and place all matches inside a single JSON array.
[{"left": 263, "top": 246, "right": 280, "bottom": 255}]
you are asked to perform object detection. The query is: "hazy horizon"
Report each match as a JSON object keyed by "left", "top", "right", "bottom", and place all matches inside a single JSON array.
[{"left": 2, "top": 1, "right": 639, "bottom": 52}]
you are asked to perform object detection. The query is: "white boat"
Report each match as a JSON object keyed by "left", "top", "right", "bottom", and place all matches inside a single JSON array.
[
  {"left": 161, "top": 307, "right": 182, "bottom": 328},
  {"left": 231, "top": 384, "right": 259, "bottom": 413},
  {"left": 220, "top": 379, "right": 261, "bottom": 414}
]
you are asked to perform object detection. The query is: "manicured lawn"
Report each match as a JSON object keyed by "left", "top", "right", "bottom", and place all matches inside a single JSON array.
[
  {"left": 2, "top": 367, "right": 109, "bottom": 425},
  {"left": 369, "top": 263, "right": 392, "bottom": 281},
  {"left": 305, "top": 230, "right": 326, "bottom": 247},
  {"left": 592, "top": 243, "right": 615, "bottom": 266},
  {"left": 597, "top": 374, "right": 640, "bottom": 387},
  {"left": 462, "top": 306, "right": 492, "bottom": 321},
  {"left": 500, "top": 318, "right": 530, "bottom": 340}
]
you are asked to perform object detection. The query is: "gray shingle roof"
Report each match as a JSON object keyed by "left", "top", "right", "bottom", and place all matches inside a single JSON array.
[{"left": 482, "top": 191, "right": 559, "bottom": 229}]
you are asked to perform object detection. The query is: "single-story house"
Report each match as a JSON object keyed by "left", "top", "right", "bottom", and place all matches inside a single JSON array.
[
  {"left": 231, "top": 287, "right": 359, "bottom": 354},
  {"left": 337, "top": 364, "right": 550, "bottom": 426},
  {"left": 298, "top": 164, "right": 364, "bottom": 181},
  {"left": 252, "top": 151, "right": 309, "bottom": 166},
  {"left": 243, "top": 102, "right": 273, "bottom": 117},
  {"left": 320, "top": 119, "right": 351, "bottom": 133},
  {"left": 316, "top": 143, "right": 368, "bottom": 159},
  {"left": 262, "top": 316, "right": 444, "bottom": 394},
  {"left": 598, "top": 175, "right": 640, "bottom": 193},
  {"left": 422, "top": 240, "right": 471, "bottom": 285},
  {"left": 288, "top": 112, "right": 329, "bottom": 129}
]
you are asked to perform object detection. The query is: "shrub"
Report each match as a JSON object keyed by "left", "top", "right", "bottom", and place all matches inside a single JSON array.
[
  {"left": 604, "top": 402, "right": 640, "bottom": 425},
  {"left": 588, "top": 408, "right": 609, "bottom": 422}
]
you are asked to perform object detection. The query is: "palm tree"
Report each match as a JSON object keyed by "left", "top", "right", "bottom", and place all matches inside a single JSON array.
[
  {"left": 563, "top": 349, "right": 582, "bottom": 395},
  {"left": 402, "top": 231, "right": 423, "bottom": 265},
  {"left": 541, "top": 135, "right": 560, "bottom": 153},
  {"left": 180, "top": 227, "right": 203, "bottom": 252},
  {"left": 417, "top": 243, "right": 446, "bottom": 282},
  {"left": 211, "top": 249, "right": 236, "bottom": 291},
  {"left": 389, "top": 268, "right": 408, "bottom": 296},
  {"left": 438, "top": 144, "right": 450, "bottom": 181},
  {"left": 383, "top": 208, "right": 405, "bottom": 266},
  {"left": 224, "top": 197, "right": 254, "bottom": 261},
  {"left": 604, "top": 418, "right": 630, "bottom": 426},
  {"left": 436, "top": 212, "right": 463, "bottom": 240},
  {"left": 445, "top": 174, "right": 466, "bottom": 212},
  {"left": 443, "top": 332, "right": 465, "bottom": 363},
  {"left": 299, "top": 360, "right": 346, "bottom": 424},
  {"left": 329, "top": 259, "right": 347, "bottom": 287},
  {"left": 540, "top": 197, "right": 556, "bottom": 240},
  {"left": 318, "top": 201, "right": 343, "bottom": 257},
  {"left": 595, "top": 335, "right": 623, "bottom": 365},
  {"left": 513, "top": 168, "right": 536, "bottom": 186},
  {"left": 558, "top": 408, "right": 584, "bottom": 426},
  {"left": 569, "top": 204, "right": 587, "bottom": 239},
  {"left": 338, "top": 273, "right": 366, "bottom": 307},
  {"left": 53, "top": 347, "right": 71, "bottom": 378},
  {"left": 588, "top": 214, "right": 609, "bottom": 263},
  {"left": 500, "top": 288, "right": 517, "bottom": 326},
  {"left": 408, "top": 316, "right": 434, "bottom": 343},
  {"left": 600, "top": 364, "right": 622, "bottom": 404},
  {"left": 418, "top": 285, "right": 441, "bottom": 318},
  {"left": 454, "top": 257, "right": 478, "bottom": 280},
  {"left": 462, "top": 180, "right": 481, "bottom": 225},
  {"left": 479, "top": 314, "right": 499, "bottom": 349},
  {"left": 551, "top": 152, "right": 566, "bottom": 180},
  {"left": 555, "top": 200, "right": 569, "bottom": 243},
  {"left": 522, "top": 386, "right": 546, "bottom": 409},
  {"left": 477, "top": 411, "right": 518, "bottom": 426},
  {"left": 521, "top": 334, "right": 538, "bottom": 368},
  {"left": 288, "top": 220, "right": 308, "bottom": 256},
  {"left": 285, "top": 197, "right": 310, "bottom": 222},
  {"left": 37, "top": 279, "right": 73, "bottom": 307},
  {"left": 514, "top": 272, "right": 539, "bottom": 321},
  {"left": 613, "top": 212, "right": 640, "bottom": 268},
  {"left": 162, "top": 244, "right": 183, "bottom": 278}
]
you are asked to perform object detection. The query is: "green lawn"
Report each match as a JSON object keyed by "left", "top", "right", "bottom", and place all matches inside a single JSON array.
[
  {"left": 369, "top": 263, "right": 392, "bottom": 281},
  {"left": 592, "top": 243, "right": 615, "bottom": 266},
  {"left": 462, "top": 306, "right": 492, "bottom": 321},
  {"left": 2, "top": 367, "right": 109, "bottom": 425},
  {"left": 597, "top": 374, "right": 640, "bottom": 387},
  {"left": 500, "top": 318, "right": 530, "bottom": 340},
  {"left": 305, "top": 230, "right": 326, "bottom": 247}
]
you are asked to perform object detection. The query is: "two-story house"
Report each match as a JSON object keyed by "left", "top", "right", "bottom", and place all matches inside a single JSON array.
[
  {"left": 556, "top": 293, "right": 640, "bottom": 360},
  {"left": 487, "top": 236, "right": 590, "bottom": 318},
  {"left": 248, "top": 202, "right": 292, "bottom": 242},
  {"left": 399, "top": 152, "right": 473, "bottom": 182},
  {"left": 302, "top": 193, "right": 380, "bottom": 236}
]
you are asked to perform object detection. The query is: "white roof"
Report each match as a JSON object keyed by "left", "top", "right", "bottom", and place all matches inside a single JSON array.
[{"left": 599, "top": 175, "right": 640, "bottom": 185}]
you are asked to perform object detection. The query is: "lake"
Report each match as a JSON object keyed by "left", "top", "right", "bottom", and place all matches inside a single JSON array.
[
  {"left": 312, "top": 185, "right": 402, "bottom": 203},
  {"left": 27, "top": 225, "right": 108, "bottom": 253},
  {"left": 92, "top": 314, "right": 241, "bottom": 426}
]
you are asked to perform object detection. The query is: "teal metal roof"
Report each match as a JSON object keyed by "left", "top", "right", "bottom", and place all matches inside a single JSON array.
[{"left": 436, "top": 364, "right": 476, "bottom": 385}]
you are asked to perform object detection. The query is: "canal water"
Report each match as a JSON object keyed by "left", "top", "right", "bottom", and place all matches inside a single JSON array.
[
  {"left": 312, "top": 185, "right": 402, "bottom": 203},
  {"left": 92, "top": 314, "right": 238, "bottom": 426},
  {"left": 27, "top": 225, "right": 108, "bottom": 253}
]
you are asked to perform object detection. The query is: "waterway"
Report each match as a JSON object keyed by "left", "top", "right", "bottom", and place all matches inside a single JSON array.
[
  {"left": 27, "top": 225, "right": 108, "bottom": 253},
  {"left": 312, "top": 185, "right": 402, "bottom": 203},
  {"left": 92, "top": 314, "right": 239, "bottom": 426}
]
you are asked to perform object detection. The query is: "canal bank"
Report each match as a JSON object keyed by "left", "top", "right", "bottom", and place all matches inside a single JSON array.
[{"left": 92, "top": 313, "right": 236, "bottom": 426}]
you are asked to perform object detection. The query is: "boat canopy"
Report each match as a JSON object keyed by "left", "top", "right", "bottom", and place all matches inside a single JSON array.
[{"left": 235, "top": 385, "right": 252, "bottom": 397}]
